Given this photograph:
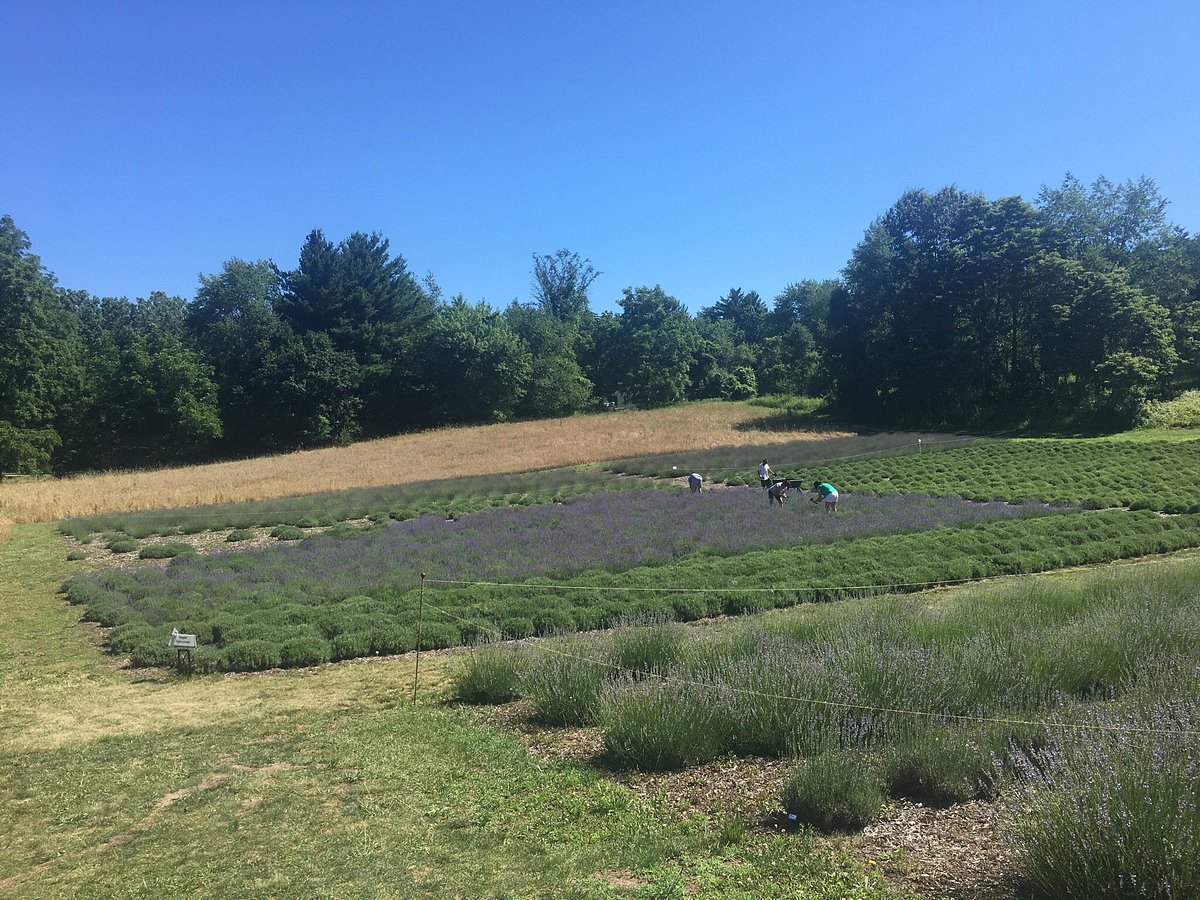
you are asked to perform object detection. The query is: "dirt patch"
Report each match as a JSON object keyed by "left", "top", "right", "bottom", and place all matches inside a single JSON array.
[
  {"left": 475, "top": 700, "right": 1027, "bottom": 900},
  {"left": 595, "top": 870, "right": 644, "bottom": 889}
]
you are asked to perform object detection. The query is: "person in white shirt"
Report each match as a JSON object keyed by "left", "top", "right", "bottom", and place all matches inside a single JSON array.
[
  {"left": 758, "top": 459, "right": 771, "bottom": 488},
  {"left": 688, "top": 472, "right": 703, "bottom": 493}
]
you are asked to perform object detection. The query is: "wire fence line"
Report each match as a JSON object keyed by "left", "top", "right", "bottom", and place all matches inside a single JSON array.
[{"left": 421, "top": 592, "right": 1200, "bottom": 741}]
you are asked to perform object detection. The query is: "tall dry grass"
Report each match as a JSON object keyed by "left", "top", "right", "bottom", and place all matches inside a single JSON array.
[
  {"left": 0, "top": 518, "right": 11, "bottom": 549},
  {"left": 0, "top": 402, "right": 840, "bottom": 523}
]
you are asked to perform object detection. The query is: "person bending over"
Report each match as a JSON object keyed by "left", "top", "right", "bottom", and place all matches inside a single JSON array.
[
  {"left": 688, "top": 472, "right": 703, "bottom": 493},
  {"left": 811, "top": 481, "right": 838, "bottom": 512},
  {"left": 767, "top": 480, "right": 789, "bottom": 506}
]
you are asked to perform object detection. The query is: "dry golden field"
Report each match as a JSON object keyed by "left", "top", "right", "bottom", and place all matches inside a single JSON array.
[{"left": 0, "top": 402, "right": 838, "bottom": 523}]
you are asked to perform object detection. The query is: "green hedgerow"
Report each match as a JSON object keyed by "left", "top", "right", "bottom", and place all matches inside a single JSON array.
[
  {"left": 220, "top": 640, "right": 282, "bottom": 672},
  {"left": 884, "top": 726, "right": 997, "bottom": 805},
  {"left": 782, "top": 752, "right": 885, "bottom": 832},
  {"left": 138, "top": 543, "right": 194, "bottom": 560},
  {"left": 454, "top": 642, "right": 526, "bottom": 704},
  {"left": 279, "top": 636, "right": 332, "bottom": 668}
]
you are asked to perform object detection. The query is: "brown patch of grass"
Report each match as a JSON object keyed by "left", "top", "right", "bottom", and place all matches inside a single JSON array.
[
  {"left": 0, "top": 518, "right": 10, "bottom": 549},
  {"left": 0, "top": 402, "right": 843, "bottom": 523}
]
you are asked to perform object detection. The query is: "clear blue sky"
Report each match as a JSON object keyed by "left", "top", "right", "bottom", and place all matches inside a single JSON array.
[{"left": 3, "top": 1, "right": 1197, "bottom": 313}]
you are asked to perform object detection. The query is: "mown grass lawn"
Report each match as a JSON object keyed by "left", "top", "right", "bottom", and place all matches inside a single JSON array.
[{"left": 0, "top": 524, "right": 905, "bottom": 899}]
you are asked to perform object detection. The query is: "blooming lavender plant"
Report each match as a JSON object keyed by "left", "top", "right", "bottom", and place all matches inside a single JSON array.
[{"left": 1010, "top": 683, "right": 1200, "bottom": 899}]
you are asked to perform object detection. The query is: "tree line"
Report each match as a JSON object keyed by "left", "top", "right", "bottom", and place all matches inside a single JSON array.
[{"left": 2, "top": 174, "right": 1197, "bottom": 474}]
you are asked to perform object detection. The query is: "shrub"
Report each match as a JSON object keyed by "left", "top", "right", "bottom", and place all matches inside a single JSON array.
[
  {"left": 220, "top": 640, "right": 282, "bottom": 672},
  {"left": 107, "top": 539, "right": 139, "bottom": 554},
  {"left": 138, "top": 543, "right": 193, "bottom": 560},
  {"left": 129, "top": 642, "right": 175, "bottom": 668},
  {"left": 279, "top": 636, "right": 332, "bottom": 668},
  {"left": 1012, "top": 699, "right": 1200, "bottom": 900},
  {"left": 1138, "top": 390, "right": 1200, "bottom": 429},
  {"left": 270, "top": 525, "right": 305, "bottom": 541},
  {"left": 108, "top": 622, "right": 159, "bottom": 655},
  {"left": 454, "top": 642, "right": 526, "bottom": 704},
  {"left": 599, "top": 677, "right": 727, "bottom": 770},
  {"left": 417, "top": 624, "right": 463, "bottom": 652},
  {"left": 885, "top": 726, "right": 996, "bottom": 805},
  {"left": 66, "top": 550, "right": 88, "bottom": 561},
  {"left": 609, "top": 620, "right": 686, "bottom": 676},
  {"left": 521, "top": 638, "right": 610, "bottom": 725},
  {"left": 331, "top": 630, "right": 373, "bottom": 661},
  {"left": 782, "top": 752, "right": 885, "bottom": 832},
  {"left": 225, "top": 529, "right": 254, "bottom": 542}
]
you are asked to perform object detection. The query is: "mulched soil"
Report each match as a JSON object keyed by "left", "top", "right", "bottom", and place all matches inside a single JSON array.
[{"left": 476, "top": 699, "right": 1032, "bottom": 900}]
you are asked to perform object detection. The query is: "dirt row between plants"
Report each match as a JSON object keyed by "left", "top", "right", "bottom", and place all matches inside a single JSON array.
[{"left": 479, "top": 699, "right": 1028, "bottom": 900}]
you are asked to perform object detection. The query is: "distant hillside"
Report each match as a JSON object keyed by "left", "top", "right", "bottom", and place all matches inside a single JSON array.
[{"left": 0, "top": 401, "right": 843, "bottom": 523}]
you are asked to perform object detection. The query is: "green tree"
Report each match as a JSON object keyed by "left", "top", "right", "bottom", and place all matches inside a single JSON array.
[
  {"left": 279, "top": 229, "right": 434, "bottom": 433},
  {"left": 577, "top": 311, "right": 623, "bottom": 403},
  {"left": 531, "top": 249, "right": 600, "bottom": 322},
  {"left": 1038, "top": 256, "right": 1176, "bottom": 422},
  {"left": 699, "top": 287, "right": 767, "bottom": 344},
  {"left": 612, "top": 286, "right": 699, "bottom": 407},
  {"left": 690, "top": 317, "right": 758, "bottom": 400},
  {"left": 74, "top": 292, "right": 222, "bottom": 466},
  {"left": 0, "top": 216, "right": 86, "bottom": 471},
  {"left": 420, "top": 298, "right": 532, "bottom": 423},
  {"left": 504, "top": 303, "right": 593, "bottom": 418},
  {"left": 831, "top": 188, "right": 1053, "bottom": 423}
]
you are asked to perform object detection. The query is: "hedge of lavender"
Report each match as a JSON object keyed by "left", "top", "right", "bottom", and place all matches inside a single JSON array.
[
  {"left": 59, "top": 466, "right": 643, "bottom": 541},
  {"left": 603, "top": 431, "right": 973, "bottom": 484},
  {"left": 479, "top": 567, "right": 1200, "bottom": 759},
  {"left": 803, "top": 437, "right": 1200, "bottom": 513},
  {"left": 460, "top": 564, "right": 1200, "bottom": 891},
  {"left": 1010, "top": 668, "right": 1200, "bottom": 898},
  {"left": 65, "top": 500, "right": 1200, "bottom": 672}
]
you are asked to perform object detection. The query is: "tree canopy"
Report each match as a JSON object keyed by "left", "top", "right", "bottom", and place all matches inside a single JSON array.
[{"left": 2, "top": 172, "right": 1196, "bottom": 472}]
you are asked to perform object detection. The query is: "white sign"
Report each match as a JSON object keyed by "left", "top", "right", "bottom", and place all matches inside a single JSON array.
[{"left": 168, "top": 629, "right": 197, "bottom": 649}]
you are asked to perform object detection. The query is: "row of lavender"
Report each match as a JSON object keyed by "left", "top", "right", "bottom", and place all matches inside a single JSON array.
[
  {"left": 66, "top": 497, "right": 1200, "bottom": 672},
  {"left": 454, "top": 561, "right": 1200, "bottom": 898}
]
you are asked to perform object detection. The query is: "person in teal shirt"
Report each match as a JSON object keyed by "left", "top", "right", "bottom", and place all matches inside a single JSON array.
[{"left": 811, "top": 481, "right": 839, "bottom": 512}]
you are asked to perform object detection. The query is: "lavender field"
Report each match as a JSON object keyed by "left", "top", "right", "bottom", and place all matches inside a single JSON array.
[{"left": 124, "top": 486, "right": 1060, "bottom": 592}]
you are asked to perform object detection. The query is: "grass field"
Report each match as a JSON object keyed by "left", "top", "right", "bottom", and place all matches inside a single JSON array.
[
  {"left": 0, "top": 522, "right": 905, "bottom": 899},
  {"left": 5, "top": 404, "right": 1200, "bottom": 898}
]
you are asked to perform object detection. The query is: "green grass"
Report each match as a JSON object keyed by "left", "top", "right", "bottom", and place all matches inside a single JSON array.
[
  {"left": 1, "top": 524, "right": 906, "bottom": 899},
  {"left": 603, "top": 431, "right": 964, "bottom": 483}
]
